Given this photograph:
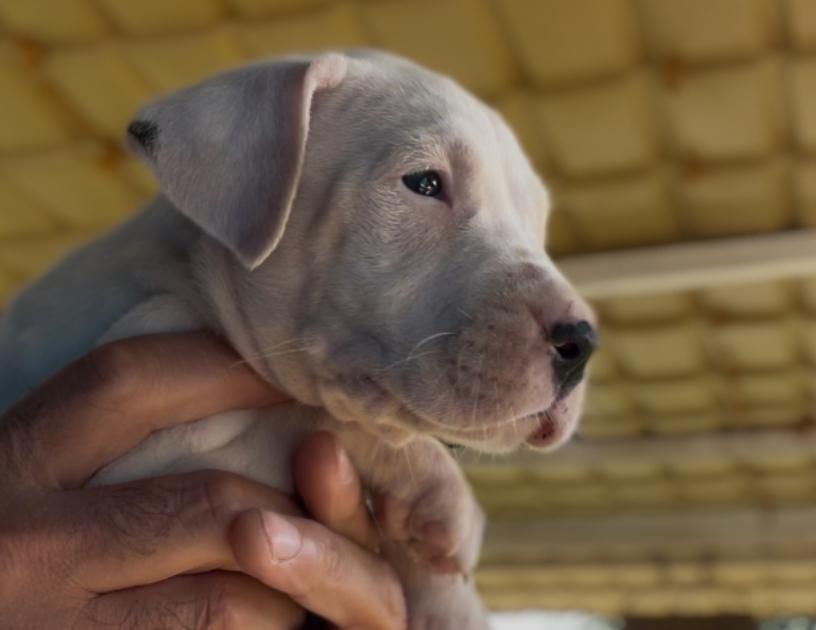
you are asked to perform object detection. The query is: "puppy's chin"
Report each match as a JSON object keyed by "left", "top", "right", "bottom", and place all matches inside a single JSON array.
[
  {"left": 315, "top": 370, "right": 586, "bottom": 453},
  {"left": 424, "top": 400, "right": 581, "bottom": 454},
  {"left": 299, "top": 326, "right": 587, "bottom": 451},
  {"left": 315, "top": 377, "right": 418, "bottom": 447}
]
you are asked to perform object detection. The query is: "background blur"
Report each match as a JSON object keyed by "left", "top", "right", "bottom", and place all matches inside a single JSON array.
[{"left": 3, "top": 0, "right": 816, "bottom": 626}]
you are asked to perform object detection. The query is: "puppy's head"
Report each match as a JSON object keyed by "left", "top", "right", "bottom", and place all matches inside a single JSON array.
[{"left": 127, "top": 50, "right": 596, "bottom": 453}]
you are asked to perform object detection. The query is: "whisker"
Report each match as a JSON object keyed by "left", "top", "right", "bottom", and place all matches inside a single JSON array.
[
  {"left": 412, "top": 331, "right": 457, "bottom": 352},
  {"left": 260, "top": 337, "right": 305, "bottom": 350},
  {"left": 229, "top": 339, "right": 309, "bottom": 369},
  {"left": 379, "top": 331, "right": 455, "bottom": 373},
  {"left": 240, "top": 337, "right": 307, "bottom": 361},
  {"left": 233, "top": 347, "right": 308, "bottom": 366},
  {"left": 379, "top": 349, "right": 441, "bottom": 373}
]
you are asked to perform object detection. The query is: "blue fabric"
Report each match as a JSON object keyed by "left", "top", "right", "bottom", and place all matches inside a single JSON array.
[{"left": 0, "top": 197, "right": 199, "bottom": 414}]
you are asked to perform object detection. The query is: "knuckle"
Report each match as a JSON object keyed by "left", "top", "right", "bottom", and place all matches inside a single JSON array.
[
  {"left": 278, "top": 531, "right": 345, "bottom": 600},
  {"left": 199, "top": 574, "right": 233, "bottom": 630},
  {"left": 76, "top": 342, "right": 145, "bottom": 406},
  {"left": 198, "top": 470, "right": 250, "bottom": 519},
  {"left": 176, "top": 470, "right": 252, "bottom": 532},
  {"left": 320, "top": 540, "right": 348, "bottom": 592},
  {"left": 199, "top": 574, "right": 253, "bottom": 630}
]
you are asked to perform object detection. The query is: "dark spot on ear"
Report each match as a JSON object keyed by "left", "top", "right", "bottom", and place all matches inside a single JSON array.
[{"left": 127, "top": 120, "right": 158, "bottom": 153}]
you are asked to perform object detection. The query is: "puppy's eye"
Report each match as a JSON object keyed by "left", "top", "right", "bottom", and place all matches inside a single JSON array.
[{"left": 402, "top": 170, "right": 444, "bottom": 199}]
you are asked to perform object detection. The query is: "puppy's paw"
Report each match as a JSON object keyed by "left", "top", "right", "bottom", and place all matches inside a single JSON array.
[
  {"left": 373, "top": 447, "right": 485, "bottom": 574},
  {"left": 336, "top": 429, "right": 485, "bottom": 574},
  {"left": 406, "top": 569, "right": 492, "bottom": 630},
  {"left": 410, "top": 590, "right": 491, "bottom": 630},
  {"left": 381, "top": 540, "right": 490, "bottom": 630},
  {"left": 409, "top": 489, "right": 485, "bottom": 575}
]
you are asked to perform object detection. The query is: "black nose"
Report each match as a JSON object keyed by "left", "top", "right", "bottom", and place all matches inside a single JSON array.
[{"left": 550, "top": 320, "right": 596, "bottom": 394}]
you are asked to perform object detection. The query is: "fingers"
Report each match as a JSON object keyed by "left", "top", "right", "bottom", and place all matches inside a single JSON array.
[
  {"left": 88, "top": 572, "right": 305, "bottom": 630},
  {"left": 294, "top": 432, "right": 379, "bottom": 551},
  {"left": 231, "top": 509, "right": 407, "bottom": 630},
  {"left": 0, "top": 333, "right": 288, "bottom": 488},
  {"left": 66, "top": 470, "right": 300, "bottom": 593}
]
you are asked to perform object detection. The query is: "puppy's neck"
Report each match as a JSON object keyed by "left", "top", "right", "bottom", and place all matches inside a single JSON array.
[{"left": 191, "top": 236, "right": 319, "bottom": 404}]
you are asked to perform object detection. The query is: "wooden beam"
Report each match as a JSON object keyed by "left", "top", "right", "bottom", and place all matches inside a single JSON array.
[
  {"left": 462, "top": 426, "right": 816, "bottom": 471},
  {"left": 479, "top": 505, "right": 816, "bottom": 566},
  {"left": 556, "top": 229, "right": 816, "bottom": 299}
]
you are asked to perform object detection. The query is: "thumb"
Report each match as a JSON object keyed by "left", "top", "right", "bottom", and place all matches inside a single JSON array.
[{"left": 231, "top": 509, "right": 407, "bottom": 630}]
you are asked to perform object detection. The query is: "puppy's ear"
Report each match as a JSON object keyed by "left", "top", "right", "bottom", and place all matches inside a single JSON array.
[{"left": 126, "top": 54, "right": 347, "bottom": 269}]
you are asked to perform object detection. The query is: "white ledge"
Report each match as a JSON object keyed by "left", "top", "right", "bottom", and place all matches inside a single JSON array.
[
  {"left": 556, "top": 230, "right": 816, "bottom": 299},
  {"left": 480, "top": 505, "right": 816, "bottom": 565}
]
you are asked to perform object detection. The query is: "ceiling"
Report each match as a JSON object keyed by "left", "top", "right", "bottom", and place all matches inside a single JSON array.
[{"left": 2, "top": 0, "right": 816, "bottom": 620}]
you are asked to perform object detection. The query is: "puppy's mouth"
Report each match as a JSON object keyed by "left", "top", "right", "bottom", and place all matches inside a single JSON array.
[
  {"left": 439, "top": 408, "right": 564, "bottom": 451},
  {"left": 341, "top": 371, "right": 572, "bottom": 451},
  {"left": 521, "top": 381, "right": 583, "bottom": 449},
  {"left": 523, "top": 409, "right": 561, "bottom": 448}
]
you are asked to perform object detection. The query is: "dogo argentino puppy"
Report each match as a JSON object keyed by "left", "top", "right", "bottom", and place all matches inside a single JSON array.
[{"left": 0, "top": 49, "right": 596, "bottom": 629}]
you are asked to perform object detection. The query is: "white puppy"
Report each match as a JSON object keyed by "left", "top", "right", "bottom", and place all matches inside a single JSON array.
[{"left": 0, "top": 50, "right": 595, "bottom": 629}]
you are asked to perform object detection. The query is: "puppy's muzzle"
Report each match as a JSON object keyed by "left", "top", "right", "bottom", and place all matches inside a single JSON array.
[{"left": 550, "top": 320, "right": 596, "bottom": 395}]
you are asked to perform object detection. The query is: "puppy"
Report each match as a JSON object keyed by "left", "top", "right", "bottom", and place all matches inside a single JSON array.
[{"left": 0, "top": 49, "right": 595, "bottom": 629}]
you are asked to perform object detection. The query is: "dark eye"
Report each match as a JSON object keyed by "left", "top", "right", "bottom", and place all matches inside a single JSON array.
[{"left": 402, "top": 170, "right": 444, "bottom": 199}]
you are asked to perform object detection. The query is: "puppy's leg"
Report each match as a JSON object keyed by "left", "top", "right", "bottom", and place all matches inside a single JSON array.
[
  {"left": 330, "top": 426, "right": 490, "bottom": 629},
  {"left": 332, "top": 428, "right": 483, "bottom": 573}
]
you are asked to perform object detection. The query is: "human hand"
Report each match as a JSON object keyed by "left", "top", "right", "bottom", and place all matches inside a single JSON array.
[{"left": 0, "top": 333, "right": 406, "bottom": 630}]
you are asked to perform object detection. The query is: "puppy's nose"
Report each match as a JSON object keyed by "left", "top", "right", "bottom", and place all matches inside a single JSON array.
[{"left": 550, "top": 320, "right": 596, "bottom": 392}]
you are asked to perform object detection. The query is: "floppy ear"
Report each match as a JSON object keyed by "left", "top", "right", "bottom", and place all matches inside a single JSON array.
[{"left": 126, "top": 54, "right": 347, "bottom": 269}]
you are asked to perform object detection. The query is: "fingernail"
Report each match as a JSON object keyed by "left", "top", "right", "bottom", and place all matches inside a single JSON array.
[
  {"left": 334, "top": 440, "right": 356, "bottom": 485},
  {"left": 261, "top": 511, "right": 302, "bottom": 563}
]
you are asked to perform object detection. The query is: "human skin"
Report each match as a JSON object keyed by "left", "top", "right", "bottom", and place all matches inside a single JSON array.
[{"left": 0, "top": 333, "right": 407, "bottom": 630}]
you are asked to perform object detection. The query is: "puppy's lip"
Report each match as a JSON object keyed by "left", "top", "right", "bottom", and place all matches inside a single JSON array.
[
  {"left": 343, "top": 372, "right": 573, "bottom": 450},
  {"left": 524, "top": 410, "right": 561, "bottom": 448}
]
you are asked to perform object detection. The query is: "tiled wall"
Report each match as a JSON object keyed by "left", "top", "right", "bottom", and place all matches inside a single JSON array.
[
  {"left": 5, "top": 0, "right": 816, "bottom": 300},
  {"left": 585, "top": 278, "right": 816, "bottom": 439}
]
